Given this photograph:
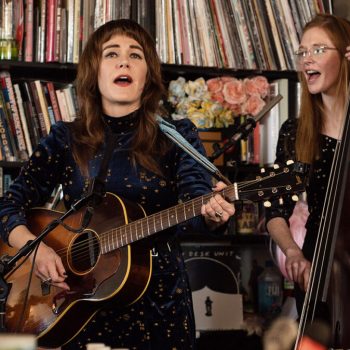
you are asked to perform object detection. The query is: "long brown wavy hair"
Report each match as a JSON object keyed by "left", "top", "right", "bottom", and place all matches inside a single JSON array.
[
  {"left": 296, "top": 14, "right": 350, "bottom": 163},
  {"left": 71, "top": 19, "right": 168, "bottom": 175}
]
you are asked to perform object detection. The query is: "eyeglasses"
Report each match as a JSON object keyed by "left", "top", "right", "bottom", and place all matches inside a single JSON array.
[{"left": 294, "top": 45, "right": 338, "bottom": 60}]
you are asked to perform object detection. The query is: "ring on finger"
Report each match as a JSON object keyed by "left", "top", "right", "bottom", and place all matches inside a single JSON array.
[
  {"left": 42, "top": 277, "right": 52, "bottom": 284},
  {"left": 215, "top": 211, "right": 223, "bottom": 218}
]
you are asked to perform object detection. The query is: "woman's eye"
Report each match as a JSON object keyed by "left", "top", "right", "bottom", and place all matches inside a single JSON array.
[
  {"left": 130, "top": 52, "right": 142, "bottom": 59},
  {"left": 105, "top": 51, "right": 118, "bottom": 58}
]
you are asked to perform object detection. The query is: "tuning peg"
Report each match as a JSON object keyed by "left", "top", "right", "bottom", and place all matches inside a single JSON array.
[
  {"left": 273, "top": 164, "right": 280, "bottom": 169},
  {"left": 264, "top": 201, "right": 271, "bottom": 207},
  {"left": 260, "top": 167, "right": 266, "bottom": 173},
  {"left": 286, "top": 160, "right": 294, "bottom": 165},
  {"left": 292, "top": 195, "right": 299, "bottom": 202}
]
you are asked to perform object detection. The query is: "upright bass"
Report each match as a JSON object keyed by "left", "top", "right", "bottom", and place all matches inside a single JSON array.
[{"left": 295, "top": 91, "right": 350, "bottom": 349}]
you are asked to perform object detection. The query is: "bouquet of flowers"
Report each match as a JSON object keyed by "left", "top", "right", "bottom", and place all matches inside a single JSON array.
[{"left": 168, "top": 75, "right": 270, "bottom": 129}]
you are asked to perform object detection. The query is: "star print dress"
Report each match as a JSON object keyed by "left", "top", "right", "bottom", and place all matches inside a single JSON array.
[
  {"left": 265, "top": 118, "right": 336, "bottom": 314},
  {"left": 0, "top": 112, "right": 216, "bottom": 350}
]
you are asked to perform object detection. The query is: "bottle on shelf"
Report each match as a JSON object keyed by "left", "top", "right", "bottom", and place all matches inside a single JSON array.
[{"left": 258, "top": 260, "right": 283, "bottom": 322}]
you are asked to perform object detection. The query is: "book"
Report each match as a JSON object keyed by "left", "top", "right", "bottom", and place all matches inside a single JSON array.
[
  {"left": 34, "top": 80, "right": 51, "bottom": 133},
  {"left": 62, "top": 85, "right": 77, "bottom": 121},
  {"left": 42, "top": 83, "right": 56, "bottom": 126},
  {"left": 264, "top": 0, "right": 287, "bottom": 70},
  {"left": 19, "top": 81, "right": 41, "bottom": 144},
  {"left": 0, "top": 72, "right": 28, "bottom": 160},
  {"left": 24, "top": 0, "right": 34, "bottom": 61},
  {"left": 29, "top": 80, "right": 48, "bottom": 137},
  {"left": 13, "top": 83, "right": 33, "bottom": 155},
  {"left": 0, "top": 95, "right": 16, "bottom": 161},
  {"left": 0, "top": 89, "right": 18, "bottom": 161},
  {"left": 14, "top": 0, "right": 25, "bottom": 61},
  {"left": 45, "top": 0, "right": 57, "bottom": 62},
  {"left": 55, "top": 89, "right": 70, "bottom": 122},
  {"left": 46, "top": 81, "right": 62, "bottom": 122},
  {"left": 73, "top": 0, "right": 81, "bottom": 63}
]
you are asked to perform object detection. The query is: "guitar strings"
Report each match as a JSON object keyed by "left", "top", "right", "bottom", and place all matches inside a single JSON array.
[
  {"left": 53, "top": 170, "right": 293, "bottom": 265},
  {"left": 53, "top": 174, "right": 288, "bottom": 263}
]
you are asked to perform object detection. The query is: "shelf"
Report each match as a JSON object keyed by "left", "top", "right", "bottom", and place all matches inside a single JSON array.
[
  {"left": 0, "top": 60, "right": 77, "bottom": 83},
  {"left": 0, "top": 60, "right": 299, "bottom": 84},
  {"left": 161, "top": 63, "right": 299, "bottom": 82}
]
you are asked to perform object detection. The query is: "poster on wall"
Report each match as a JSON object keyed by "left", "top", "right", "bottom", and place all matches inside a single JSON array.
[{"left": 182, "top": 242, "right": 243, "bottom": 331}]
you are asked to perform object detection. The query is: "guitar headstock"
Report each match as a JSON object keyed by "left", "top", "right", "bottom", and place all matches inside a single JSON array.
[{"left": 237, "top": 161, "right": 307, "bottom": 204}]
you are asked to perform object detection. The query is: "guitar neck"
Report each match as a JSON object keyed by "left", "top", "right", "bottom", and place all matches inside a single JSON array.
[{"left": 100, "top": 184, "right": 238, "bottom": 253}]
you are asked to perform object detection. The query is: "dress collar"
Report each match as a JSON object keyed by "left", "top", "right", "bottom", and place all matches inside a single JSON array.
[{"left": 103, "top": 109, "right": 140, "bottom": 134}]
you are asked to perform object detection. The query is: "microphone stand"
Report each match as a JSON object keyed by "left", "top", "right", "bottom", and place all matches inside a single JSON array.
[
  {"left": 208, "top": 94, "right": 283, "bottom": 162},
  {"left": 0, "top": 177, "right": 105, "bottom": 332}
]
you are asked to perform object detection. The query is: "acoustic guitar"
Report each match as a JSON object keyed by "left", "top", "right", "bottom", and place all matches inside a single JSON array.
[{"left": 0, "top": 161, "right": 306, "bottom": 348}]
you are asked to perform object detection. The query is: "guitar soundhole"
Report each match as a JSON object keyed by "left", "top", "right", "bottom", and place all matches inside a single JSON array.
[{"left": 70, "top": 230, "right": 100, "bottom": 273}]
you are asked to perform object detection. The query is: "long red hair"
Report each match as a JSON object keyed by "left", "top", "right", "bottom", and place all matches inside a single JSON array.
[{"left": 296, "top": 14, "right": 350, "bottom": 163}]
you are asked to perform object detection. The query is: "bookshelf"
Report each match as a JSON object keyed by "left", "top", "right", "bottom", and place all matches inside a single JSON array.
[{"left": 0, "top": 60, "right": 299, "bottom": 84}]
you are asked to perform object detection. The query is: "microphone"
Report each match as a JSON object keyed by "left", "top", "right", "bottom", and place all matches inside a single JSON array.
[{"left": 263, "top": 317, "right": 298, "bottom": 350}]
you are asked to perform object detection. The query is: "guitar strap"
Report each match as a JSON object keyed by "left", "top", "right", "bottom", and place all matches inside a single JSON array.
[
  {"left": 156, "top": 115, "right": 231, "bottom": 185},
  {"left": 75, "top": 130, "right": 117, "bottom": 230},
  {"left": 87, "top": 129, "right": 118, "bottom": 206}
]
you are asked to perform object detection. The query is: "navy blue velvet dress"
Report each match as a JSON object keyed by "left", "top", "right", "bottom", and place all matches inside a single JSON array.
[{"left": 0, "top": 112, "right": 216, "bottom": 349}]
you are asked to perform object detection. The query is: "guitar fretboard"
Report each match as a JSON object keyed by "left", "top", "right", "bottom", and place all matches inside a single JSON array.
[{"left": 99, "top": 184, "right": 238, "bottom": 254}]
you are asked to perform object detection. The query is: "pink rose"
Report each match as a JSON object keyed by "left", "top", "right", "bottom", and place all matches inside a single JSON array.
[
  {"left": 221, "top": 76, "right": 237, "bottom": 83},
  {"left": 244, "top": 76, "right": 270, "bottom": 98},
  {"left": 222, "top": 79, "right": 247, "bottom": 105},
  {"left": 211, "top": 91, "right": 225, "bottom": 103},
  {"left": 226, "top": 103, "right": 242, "bottom": 116},
  {"left": 207, "top": 78, "right": 223, "bottom": 93},
  {"left": 242, "top": 94, "right": 266, "bottom": 116}
]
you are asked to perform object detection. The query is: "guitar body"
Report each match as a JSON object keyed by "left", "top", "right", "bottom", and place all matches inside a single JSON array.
[{"left": 2, "top": 193, "right": 152, "bottom": 348}]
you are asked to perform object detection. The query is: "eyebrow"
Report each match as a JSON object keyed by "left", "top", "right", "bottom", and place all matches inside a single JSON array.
[
  {"left": 298, "top": 43, "right": 330, "bottom": 48},
  {"left": 102, "top": 44, "right": 144, "bottom": 52}
]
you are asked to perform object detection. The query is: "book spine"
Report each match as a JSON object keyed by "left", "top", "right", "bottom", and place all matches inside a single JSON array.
[
  {"left": 29, "top": 81, "right": 48, "bottom": 137},
  {"left": 0, "top": 73, "right": 28, "bottom": 160},
  {"left": 24, "top": 0, "right": 34, "bottom": 62},
  {"left": 0, "top": 102, "right": 15, "bottom": 161},
  {"left": 46, "top": 81, "right": 62, "bottom": 122},
  {"left": 34, "top": 80, "right": 51, "bottom": 133},
  {"left": 20, "top": 81, "right": 41, "bottom": 144},
  {"left": 13, "top": 83, "right": 33, "bottom": 155},
  {"left": 55, "top": 89, "right": 70, "bottom": 122},
  {"left": 45, "top": 0, "right": 57, "bottom": 62}
]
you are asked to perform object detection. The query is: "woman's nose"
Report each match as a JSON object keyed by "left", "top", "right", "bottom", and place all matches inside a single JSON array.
[{"left": 118, "top": 56, "right": 130, "bottom": 68}]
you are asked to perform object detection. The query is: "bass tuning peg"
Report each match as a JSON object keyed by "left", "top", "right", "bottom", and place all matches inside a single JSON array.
[{"left": 264, "top": 201, "right": 271, "bottom": 207}]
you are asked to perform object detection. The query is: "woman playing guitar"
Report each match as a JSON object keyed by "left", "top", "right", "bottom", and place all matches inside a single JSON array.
[{"left": 0, "top": 19, "right": 235, "bottom": 350}]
